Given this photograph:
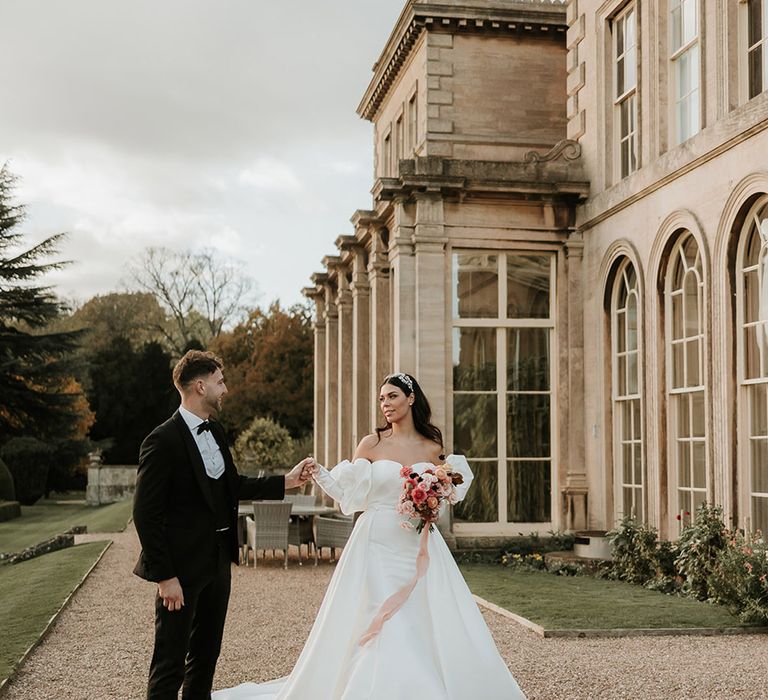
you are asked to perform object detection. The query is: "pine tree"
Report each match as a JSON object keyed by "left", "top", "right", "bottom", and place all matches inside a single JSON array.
[{"left": 0, "top": 163, "right": 85, "bottom": 442}]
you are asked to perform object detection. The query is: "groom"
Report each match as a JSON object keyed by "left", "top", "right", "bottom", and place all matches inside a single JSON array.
[{"left": 132, "top": 350, "right": 314, "bottom": 700}]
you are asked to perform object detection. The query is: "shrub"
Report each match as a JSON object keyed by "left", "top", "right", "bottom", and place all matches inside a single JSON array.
[
  {"left": 709, "top": 530, "right": 768, "bottom": 624},
  {"left": 0, "top": 455, "right": 15, "bottom": 501},
  {"left": 0, "top": 437, "right": 54, "bottom": 505},
  {"left": 606, "top": 515, "right": 663, "bottom": 586},
  {"left": 233, "top": 416, "right": 295, "bottom": 476},
  {"left": 675, "top": 502, "right": 728, "bottom": 601}
]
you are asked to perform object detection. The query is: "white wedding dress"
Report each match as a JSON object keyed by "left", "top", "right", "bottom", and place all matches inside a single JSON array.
[{"left": 213, "top": 455, "right": 526, "bottom": 700}]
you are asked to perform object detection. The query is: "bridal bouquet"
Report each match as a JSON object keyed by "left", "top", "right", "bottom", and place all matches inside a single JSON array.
[{"left": 396, "top": 464, "right": 464, "bottom": 533}]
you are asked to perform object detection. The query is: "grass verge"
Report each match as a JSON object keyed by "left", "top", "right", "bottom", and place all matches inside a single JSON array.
[
  {"left": 460, "top": 564, "right": 750, "bottom": 630},
  {"left": 0, "top": 541, "right": 110, "bottom": 684},
  {"left": 0, "top": 499, "right": 132, "bottom": 554}
]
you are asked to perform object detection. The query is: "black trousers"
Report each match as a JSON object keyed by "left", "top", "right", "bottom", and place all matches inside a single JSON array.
[{"left": 147, "top": 535, "right": 232, "bottom": 700}]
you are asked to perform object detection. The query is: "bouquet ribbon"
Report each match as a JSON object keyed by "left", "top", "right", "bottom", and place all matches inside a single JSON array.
[{"left": 358, "top": 524, "right": 431, "bottom": 646}]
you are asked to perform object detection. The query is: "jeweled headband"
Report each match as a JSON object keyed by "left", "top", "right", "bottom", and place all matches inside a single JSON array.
[{"left": 389, "top": 372, "right": 414, "bottom": 393}]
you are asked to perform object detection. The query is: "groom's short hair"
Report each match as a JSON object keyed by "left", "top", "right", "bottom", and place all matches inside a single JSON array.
[{"left": 172, "top": 350, "right": 224, "bottom": 390}]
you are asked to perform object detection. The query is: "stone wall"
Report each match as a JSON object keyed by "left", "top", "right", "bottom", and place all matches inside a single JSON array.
[{"left": 86, "top": 465, "right": 137, "bottom": 506}]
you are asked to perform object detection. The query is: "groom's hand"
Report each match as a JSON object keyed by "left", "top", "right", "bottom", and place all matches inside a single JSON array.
[
  {"left": 158, "top": 577, "right": 184, "bottom": 612},
  {"left": 285, "top": 457, "right": 315, "bottom": 490}
]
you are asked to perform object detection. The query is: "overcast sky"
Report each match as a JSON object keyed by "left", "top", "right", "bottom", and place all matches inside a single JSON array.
[{"left": 0, "top": 0, "right": 405, "bottom": 309}]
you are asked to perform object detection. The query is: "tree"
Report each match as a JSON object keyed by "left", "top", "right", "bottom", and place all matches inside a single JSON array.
[
  {"left": 127, "top": 247, "right": 256, "bottom": 355},
  {"left": 210, "top": 302, "right": 313, "bottom": 439},
  {"left": 87, "top": 337, "right": 178, "bottom": 464},
  {"left": 0, "top": 164, "right": 89, "bottom": 443}
]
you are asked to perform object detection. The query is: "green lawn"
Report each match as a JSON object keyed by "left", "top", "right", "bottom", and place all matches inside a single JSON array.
[
  {"left": 0, "top": 541, "right": 110, "bottom": 683},
  {"left": 0, "top": 499, "right": 132, "bottom": 554},
  {"left": 461, "top": 564, "right": 750, "bottom": 630}
]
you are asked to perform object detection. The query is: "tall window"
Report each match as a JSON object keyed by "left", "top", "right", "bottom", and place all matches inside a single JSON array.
[
  {"left": 382, "top": 130, "right": 391, "bottom": 177},
  {"left": 408, "top": 91, "right": 418, "bottom": 154},
  {"left": 452, "top": 252, "right": 554, "bottom": 527},
  {"left": 612, "top": 259, "right": 644, "bottom": 520},
  {"left": 395, "top": 114, "right": 404, "bottom": 166},
  {"left": 666, "top": 231, "right": 707, "bottom": 522},
  {"left": 670, "top": 0, "right": 700, "bottom": 143},
  {"left": 615, "top": 5, "right": 638, "bottom": 178},
  {"left": 737, "top": 195, "right": 768, "bottom": 533},
  {"left": 748, "top": 0, "right": 768, "bottom": 99}
]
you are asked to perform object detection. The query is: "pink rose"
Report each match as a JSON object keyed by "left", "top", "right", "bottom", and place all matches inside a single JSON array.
[
  {"left": 411, "top": 488, "right": 427, "bottom": 504},
  {"left": 435, "top": 468, "right": 448, "bottom": 481},
  {"left": 400, "top": 465, "right": 412, "bottom": 478},
  {"left": 426, "top": 496, "right": 438, "bottom": 509}
]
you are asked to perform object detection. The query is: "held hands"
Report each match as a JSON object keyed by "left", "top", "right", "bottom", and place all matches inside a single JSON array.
[
  {"left": 285, "top": 457, "right": 317, "bottom": 490},
  {"left": 158, "top": 577, "right": 184, "bottom": 612}
]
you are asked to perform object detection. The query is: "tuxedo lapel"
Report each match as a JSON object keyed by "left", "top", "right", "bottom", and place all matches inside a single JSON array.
[
  {"left": 211, "top": 421, "right": 239, "bottom": 499},
  {"left": 172, "top": 411, "right": 215, "bottom": 512}
]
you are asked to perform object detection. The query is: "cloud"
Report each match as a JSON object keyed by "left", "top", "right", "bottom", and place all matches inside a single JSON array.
[{"left": 238, "top": 158, "right": 303, "bottom": 193}]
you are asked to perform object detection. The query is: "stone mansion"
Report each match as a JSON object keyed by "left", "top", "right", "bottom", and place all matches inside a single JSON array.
[{"left": 302, "top": 0, "right": 768, "bottom": 541}]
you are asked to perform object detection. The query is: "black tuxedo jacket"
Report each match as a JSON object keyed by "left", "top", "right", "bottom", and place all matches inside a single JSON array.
[{"left": 132, "top": 410, "right": 285, "bottom": 586}]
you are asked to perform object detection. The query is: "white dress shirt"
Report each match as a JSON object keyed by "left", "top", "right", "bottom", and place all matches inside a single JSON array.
[{"left": 179, "top": 405, "right": 226, "bottom": 480}]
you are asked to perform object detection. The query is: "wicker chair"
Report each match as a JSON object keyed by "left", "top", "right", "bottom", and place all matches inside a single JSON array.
[
  {"left": 286, "top": 494, "right": 318, "bottom": 564},
  {"left": 245, "top": 501, "right": 293, "bottom": 568},
  {"left": 314, "top": 513, "right": 354, "bottom": 565}
]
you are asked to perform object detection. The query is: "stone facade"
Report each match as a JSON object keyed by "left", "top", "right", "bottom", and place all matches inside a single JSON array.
[
  {"left": 86, "top": 465, "right": 137, "bottom": 506},
  {"left": 304, "top": 0, "right": 768, "bottom": 540}
]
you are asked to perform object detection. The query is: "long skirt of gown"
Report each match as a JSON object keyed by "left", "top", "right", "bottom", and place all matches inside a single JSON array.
[{"left": 212, "top": 503, "right": 525, "bottom": 700}]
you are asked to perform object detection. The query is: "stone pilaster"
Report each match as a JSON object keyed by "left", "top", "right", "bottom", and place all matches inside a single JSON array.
[
  {"left": 335, "top": 267, "right": 354, "bottom": 462},
  {"left": 323, "top": 280, "right": 339, "bottom": 469},
  {"left": 413, "top": 192, "right": 448, "bottom": 430},
  {"left": 350, "top": 245, "right": 371, "bottom": 445},
  {"left": 368, "top": 228, "right": 392, "bottom": 426},
  {"left": 389, "top": 198, "right": 417, "bottom": 374},
  {"left": 304, "top": 282, "right": 326, "bottom": 466},
  {"left": 562, "top": 232, "right": 587, "bottom": 531}
]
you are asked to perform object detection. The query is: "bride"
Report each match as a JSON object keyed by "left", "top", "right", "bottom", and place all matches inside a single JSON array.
[{"left": 213, "top": 373, "right": 526, "bottom": 699}]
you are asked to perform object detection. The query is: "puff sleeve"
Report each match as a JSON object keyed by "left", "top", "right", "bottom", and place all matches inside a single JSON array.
[
  {"left": 445, "top": 454, "right": 474, "bottom": 503},
  {"left": 313, "top": 459, "right": 372, "bottom": 515}
]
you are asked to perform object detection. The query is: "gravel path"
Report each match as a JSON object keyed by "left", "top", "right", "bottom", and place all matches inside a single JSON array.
[{"left": 3, "top": 524, "right": 768, "bottom": 699}]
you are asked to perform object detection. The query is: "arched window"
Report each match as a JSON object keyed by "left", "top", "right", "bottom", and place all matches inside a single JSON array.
[
  {"left": 665, "top": 231, "right": 707, "bottom": 523},
  {"left": 611, "top": 259, "right": 644, "bottom": 520},
  {"left": 737, "top": 195, "right": 768, "bottom": 534}
]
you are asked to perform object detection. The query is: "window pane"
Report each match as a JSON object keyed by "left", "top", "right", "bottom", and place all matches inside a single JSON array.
[
  {"left": 752, "top": 495, "right": 768, "bottom": 533},
  {"left": 686, "top": 338, "right": 700, "bottom": 387},
  {"left": 745, "top": 269, "right": 760, "bottom": 324},
  {"left": 507, "top": 255, "right": 550, "bottom": 318},
  {"left": 453, "top": 253, "right": 498, "bottom": 318},
  {"left": 672, "top": 342, "right": 685, "bottom": 388},
  {"left": 617, "top": 55, "right": 626, "bottom": 96},
  {"left": 453, "top": 462, "right": 498, "bottom": 523},
  {"left": 682, "top": 0, "right": 697, "bottom": 46},
  {"left": 677, "top": 396, "right": 691, "bottom": 438},
  {"left": 622, "top": 441, "right": 633, "bottom": 483},
  {"left": 746, "top": 325, "right": 761, "bottom": 379},
  {"left": 672, "top": 293, "right": 684, "bottom": 340},
  {"left": 507, "top": 461, "right": 551, "bottom": 522},
  {"left": 632, "top": 398, "right": 642, "bottom": 440},
  {"left": 507, "top": 394, "right": 550, "bottom": 458},
  {"left": 679, "top": 490, "right": 692, "bottom": 519},
  {"left": 618, "top": 354, "right": 627, "bottom": 395},
  {"left": 454, "top": 394, "right": 497, "bottom": 457},
  {"left": 633, "top": 441, "right": 643, "bottom": 485},
  {"left": 627, "top": 351, "right": 639, "bottom": 394},
  {"left": 507, "top": 328, "right": 550, "bottom": 391},
  {"left": 626, "top": 293, "right": 638, "bottom": 350},
  {"left": 671, "top": 3, "right": 682, "bottom": 51},
  {"left": 750, "top": 383, "right": 768, "bottom": 436},
  {"left": 692, "top": 489, "right": 706, "bottom": 515},
  {"left": 749, "top": 47, "right": 764, "bottom": 99},
  {"left": 749, "top": 0, "right": 763, "bottom": 47},
  {"left": 746, "top": 227, "right": 762, "bottom": 266},
  {"left": 751, "top": 439, "right": 768, "bottom": 493},
  {"left": 684, "top": 272, "right": 700, "bottom": 337},
  {"left": 691, "top": 391, "right": 705, "bottom": 437},
  {"left": 692, "top": 441, "right": 706, "bottom": 488},
  {"left": 617, "top": 309, "right": 627, "bottom": 353},
  {"left": 453, "top": 328, "right": 496, "bottom": 391},
  {"left": 678, "top": 441, "right": 691, "bottom": 487}
]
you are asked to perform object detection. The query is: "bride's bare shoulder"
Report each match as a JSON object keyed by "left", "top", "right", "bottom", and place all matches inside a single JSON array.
[{"left": 353, "top": 433, "right": 383, "bottom": 461}]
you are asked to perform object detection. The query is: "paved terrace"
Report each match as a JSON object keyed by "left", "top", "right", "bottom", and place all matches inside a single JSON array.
[{"left": 3, "top": 525, "right": 767, "bottom": 700}]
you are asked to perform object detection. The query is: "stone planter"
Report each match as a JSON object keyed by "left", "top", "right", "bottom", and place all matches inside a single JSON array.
[{"left": 86, "top": 465, "right": 137, "bottom": 505}]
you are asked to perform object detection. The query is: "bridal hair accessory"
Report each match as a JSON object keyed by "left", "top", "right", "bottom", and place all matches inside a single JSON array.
[
  {"left": 390, "top": 372, "right": 413, "bottom": 393},
  {"left": 358, "top": 463, "right": 464, "bottom": 647}
]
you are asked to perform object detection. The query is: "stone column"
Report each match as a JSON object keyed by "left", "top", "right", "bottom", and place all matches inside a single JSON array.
[
  {"left": 562, "top": 232, "right": 587, "bottom": 531},
  {"left": 389, "top": 198, "right": 417, "bottom": 374},
  {"left": 323, "top": 279, "right": 339, "bottom": 469},
  {"left": 368, "top": 227, "right": 391, "bottom": 426},
  {"left": 413, "top": 192, "right": 448, "bottom": 431},
  {"left": 335, "top": 266, "right": 354, "bottom": 462},
  {"left": 305, "top": 283, "right": 326, "bottom": 466},
  {"left": 350, "top": 245, "right": 371, "bottom": 445}
]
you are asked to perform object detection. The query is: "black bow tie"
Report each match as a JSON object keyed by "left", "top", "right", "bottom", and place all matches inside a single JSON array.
[{"left": 196, "top": 420, "right": 213, "bottom": 435}]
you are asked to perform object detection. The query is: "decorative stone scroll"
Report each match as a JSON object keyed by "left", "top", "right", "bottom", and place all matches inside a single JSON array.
[{"left": 524, "top": 139, "right": 582, "bottom": 164}]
